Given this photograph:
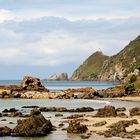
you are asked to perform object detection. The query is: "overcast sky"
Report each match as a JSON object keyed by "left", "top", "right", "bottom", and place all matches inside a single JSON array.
[{"left": 0, "top": 0, "right": 140, "bottom": 79}]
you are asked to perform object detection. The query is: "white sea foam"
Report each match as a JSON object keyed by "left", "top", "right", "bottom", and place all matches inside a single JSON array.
[{"left": 84, "top": 99, "right": 110, "bottom": 104}]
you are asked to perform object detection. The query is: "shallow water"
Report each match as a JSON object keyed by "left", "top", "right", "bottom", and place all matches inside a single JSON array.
[{"left": 0, "top": 99, "right": 139, "bottom": 140}]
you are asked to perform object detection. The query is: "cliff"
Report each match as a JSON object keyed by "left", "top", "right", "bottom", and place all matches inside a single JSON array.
[{"left": 71, "top": 35, "right": 140, "bottom": 81}]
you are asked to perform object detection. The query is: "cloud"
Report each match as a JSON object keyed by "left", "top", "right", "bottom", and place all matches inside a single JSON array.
[
  {"left": 0, "top": 16, "right": 140, "bottom": 68},
  {"left": 0, "top": 0, "right": 140, "bottom": 21}
]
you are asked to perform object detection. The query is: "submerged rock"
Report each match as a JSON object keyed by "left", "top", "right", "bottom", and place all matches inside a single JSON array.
[
  {"left": 12, "top": 109, "right": 52, "bottom": 137},
  {"left": 67, "top": 120, "right": 88, "bottom": 134}
]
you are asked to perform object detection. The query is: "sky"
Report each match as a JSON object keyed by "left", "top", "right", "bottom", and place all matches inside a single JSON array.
[{"left": 0, "top": 0, "right": 140, "bottom": 79}]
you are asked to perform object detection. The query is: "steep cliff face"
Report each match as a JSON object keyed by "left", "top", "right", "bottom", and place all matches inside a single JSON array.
[
  {"left": 71, "top": 35, "right": 140, "bottom": 81},
  {"left": 99, "top": 35, "right": 140, "bottom": 81},
  {"left": 71, "top": 51, "right": 109, "bottom": 80}
]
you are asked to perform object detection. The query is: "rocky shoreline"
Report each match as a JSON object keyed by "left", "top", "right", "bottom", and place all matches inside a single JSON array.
[
  {"left": 0, "top": 76, "right": 139, "bottom": 100},
  {"left": 0, "top": 76, "right": 140, "bottom": 139},
  {"left": 0, "top": 105, "right": 140, "bottom": 139}
]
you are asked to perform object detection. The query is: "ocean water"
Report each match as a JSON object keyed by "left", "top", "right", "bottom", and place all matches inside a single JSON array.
[{"left": 0, "top": 80, "right": 119, "bottom": 90}]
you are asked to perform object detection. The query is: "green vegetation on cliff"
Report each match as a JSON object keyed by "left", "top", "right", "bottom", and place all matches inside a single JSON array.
[
  {"left": 71, "top": 51, "right": 109, "bottom": 80},
  {"left": 71, "top": 35, "right": 140, "bottom": 81}
]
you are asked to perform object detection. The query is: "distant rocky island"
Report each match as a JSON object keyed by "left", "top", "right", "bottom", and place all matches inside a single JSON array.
[
  {"left": 71, "top": 35, "right": 140, "bottom": 82},
  {"left": 45, "top": 73, "right": 68, "bottom": 81}
]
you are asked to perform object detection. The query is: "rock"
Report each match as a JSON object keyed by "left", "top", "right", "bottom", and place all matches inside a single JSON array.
[
  {"left": 1, "top": 119, "right": 7, "bottom": 121},
  {"left": 80, "top": 134, "right": 90, "bottom": 139},
  {"left": 116, "top": 107, "right": 126, "bottom": 112},
  {"left": 39, "top": 107, "right": 93, "bottom": 112},
  {"left": 65, "top": 114, "right": 84, "bottom": 119},
  {"left": 9, "top": 122, "right": 14, "bottom": 124},
  {"left": 58, "top": 73, "right": 68, "bottom": 80},
  {"left": 55, "top": 113, "right": 63, "bottom": 117},
  {"left": 67, "top": 120, "right": 88, "bottom": 134},
  {"left": 58, "top": 123, "right": 64, "bottom": 127},
  {"left": 21, "top": 76, "right": 47, "bottom": 91},
  {"left": 8, "top": 112, "right": 23, "bottom": 117},
  {"left": 97, "top": 86, "right": 125, "bottom": 98},
  {"left": 75, "top": 107, "right": 94, "bottom": 112},
  {"left": 104, "top": 119, "right": 138, "bottom": 138},
  {"left": 93, "top": 121, "right": 107, "bottom": 127},
  {"left": 2, "top": 108, "right": 18, "bottom": 113},
  {"left": 22, "top": 105, "right": 39, "bottom": 108},
  {"left": 30, "top": 108, "right": 41, "bottom": 115},
  {"left": 118, "top": 113, "right": 128, "bottom": 118},
  {"left": 130, "top": 107, "right": 140, "bottom": 116},
  {"left": 130, "top": 129, "right": 140, "bottom": 135},
  {"left": 47, "top": 74, "right": 58, "bottom": 80},
  {"left": 95, "top": 106, "right": 117, "bottom": 117},
  {"left": 66, "top": 87, "right": 95, "bottom": 93},
  {"left": 56, "top": 107, "right": 67, "bottom": 112},
  {"left": 12, "top": 109, "right": 52, "bottom": 137},
  {"left": 0, "top": 126, "right": 12, "bottom": 136},
  {"left": 77, "top": 92, "right": 95, "bottom": 99}
]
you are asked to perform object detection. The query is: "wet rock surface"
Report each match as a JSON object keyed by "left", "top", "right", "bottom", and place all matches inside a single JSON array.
[
  {"left": 0, "top": 126, "right": 12, "bottom": 136},
  {"left": 39, "top": 107, "right": 94, "bottom": 112},
  {"left": 12, "top": 109, "right": 53, "bottom": 137},
  {"left": 95, "top": 106, "right": 117, "bottom": 117},
  {"left": 116, "top": 107, "right": 126, "bottom": 112},
  {"left": 64, "top": 114, "right": 85, "bottom": 119},
  {"left": 104, "top": 119, "right": 138, "bottom": 138},
  {"left": 67, "top": 120, "right": 88, "bottom": 134}
]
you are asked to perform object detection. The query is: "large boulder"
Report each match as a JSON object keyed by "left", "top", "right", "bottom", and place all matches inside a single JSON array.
[
  {"left": 12, "top": 109, "right": 52, "bottom": 137},
  {"left": 67, "top": 120, "right": 88, "bottom": 134},
  {"left": 21, "top": 76, "right": 46, "bottom": 91},
  {"left": 95, "top": 106, "right": 117, "bottom": 117}
]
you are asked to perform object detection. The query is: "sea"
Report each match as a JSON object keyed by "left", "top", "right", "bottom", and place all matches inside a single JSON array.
[
  {"left": 0, "top": 80, "right": 139, "bottom": 140},
  {"left": 0, "top": 80, "right": 119, "bottom": 90}
]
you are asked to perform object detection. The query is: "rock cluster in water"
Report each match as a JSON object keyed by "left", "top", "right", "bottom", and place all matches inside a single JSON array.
[{"left": 0, "top": 109, "right": 53, "bottom": 137}]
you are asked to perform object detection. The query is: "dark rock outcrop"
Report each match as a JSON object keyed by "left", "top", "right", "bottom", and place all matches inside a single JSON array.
[
  {"left": 12, "top": 109, "right": 52, "bottom": 137},
  {"left": 67, "top": 120, "right": 88, "bottom": 134},
  {"left": 95, "top": 106, "right": 117, "bottom": 117},
  {"left": 116, "top": 107, "right": 126, "bottom": 112},
  {"left": 39, "top": 107, "right": 94, "bottom": 112}
]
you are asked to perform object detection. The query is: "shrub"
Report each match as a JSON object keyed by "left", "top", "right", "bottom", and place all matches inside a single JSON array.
[
  {"left": 124, "top": 83, "right": 135, "bottom": 95},
  {"left": 130, "top": 74, "right": 137, "bottom": 83}
]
